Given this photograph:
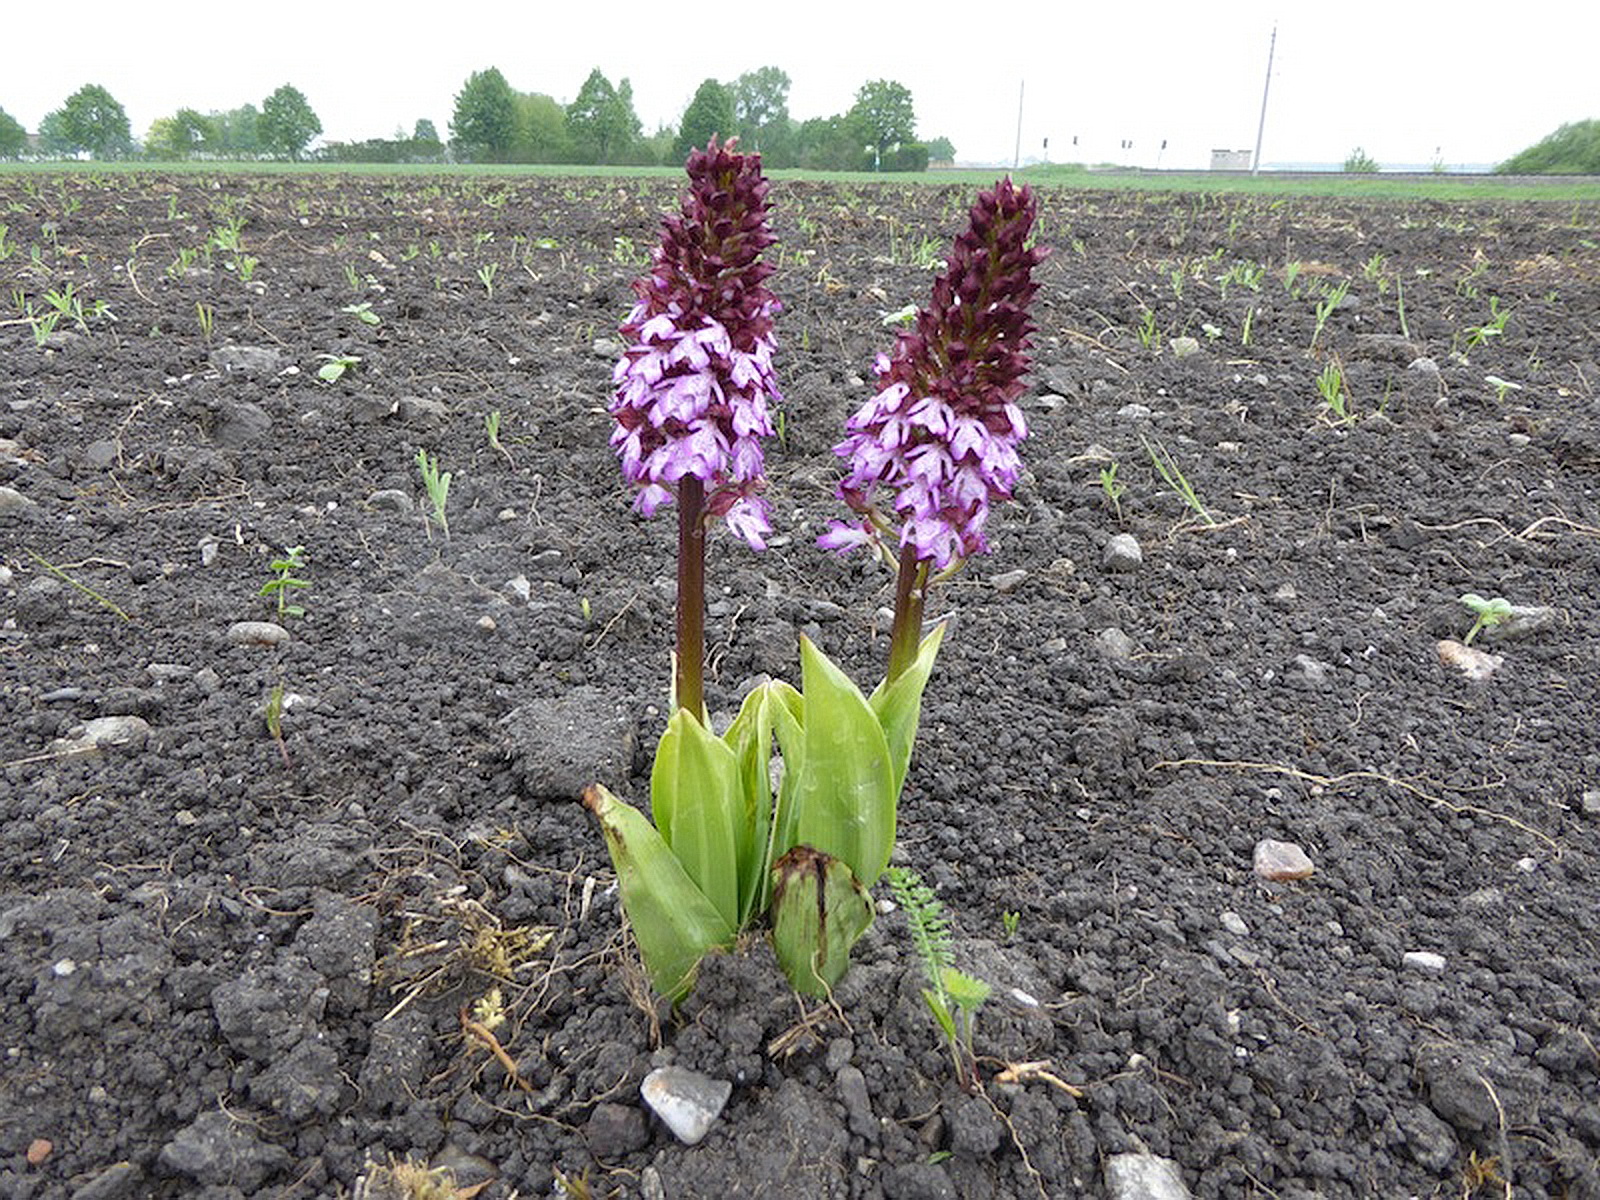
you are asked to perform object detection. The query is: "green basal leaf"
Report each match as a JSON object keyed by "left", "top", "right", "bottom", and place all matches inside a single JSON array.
[
  {"left": 922, "top": 989, "right": 957, "bottom": 1042},
  {"left": 788, "top": 638, "right": 896, "bottom": 887},
  {"left": 723, "top": 682, "right": 776, "bottom": 927},
  {"left": 583, "top": 784, "right": 734, "bottom": 1002},
  {"left": 770, "top": 845, "right": 874, "bottom": 997},
  {"left": 868, "top": 622, "right": 946, "bottom": 797},
  {"left": 767, "top": 679, "right": 805, "bottom": 879},
  {"left": 649, "top": 708, "right": 744, "bottom": 931}
]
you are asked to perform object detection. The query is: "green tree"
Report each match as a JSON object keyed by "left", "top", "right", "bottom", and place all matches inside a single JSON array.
[
  {"left": 147, "top": 108, "right": 216, "bottom": 159},
  {"left": 849, "top": 80, "right": 916, "bottom": 169},
  {"left": 0, "top": 107, "right": 26, "bottom": 159},
  {"left": 510, "top": 92, "right": 571, "bottom": 163},
  {"left": 675, "top": 78, "right": 734, "bottom": 159},
  {"left": 44, "top": 84, "right": 132, "bottom": 158},
  {"left": 451, "top": 67, "right": 517, "bottom": 162},
  {"left": 796, "top": 114, "right": 871, "bottom": 171},
  {"left": 926, "top": 136, "right": 956, "bottom": 163},
  {"left": 410, "top": 118, "right": 442, "bottom": 159},
  {"left": 730, "top": 66, "right": 790, "bottom": 151},
  {"left": 1342, "top": 146, "right": 1379, "bottom": 173},
  {"left": 259, "top": 84, "right": 321, "bottom": 159},
  {"left": 211, "top": 104, "right": 260, "bottom": 156},
  {"left": 567, "top": 68, "right": 640, "bottom": 164},
  {"left": 1498, "top": 120, "right": 1600, "bottom": 174}
]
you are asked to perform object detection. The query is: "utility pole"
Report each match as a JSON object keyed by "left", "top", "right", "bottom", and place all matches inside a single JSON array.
[
  {"left": 1252, "top": 24, "right": 1276, "bottom": 175},
  {"left": 1013, "top": 80, "right": 1024, "bottom": 171}
]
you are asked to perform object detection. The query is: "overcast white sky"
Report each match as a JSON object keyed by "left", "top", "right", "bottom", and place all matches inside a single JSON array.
[{"left": 5, "top": 2, "right": 1594, "bottom": 169}]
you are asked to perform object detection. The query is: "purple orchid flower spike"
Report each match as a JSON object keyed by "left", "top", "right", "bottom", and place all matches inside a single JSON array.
[
  {"left": 611, "top": 138, "right": 781, "bottom": 716},
  {"left": 821, "top": 178, "right": 1044, "bottom": 679}
]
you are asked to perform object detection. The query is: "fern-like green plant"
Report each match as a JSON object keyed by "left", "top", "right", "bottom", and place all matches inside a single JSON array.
[{"left": 885, "top": 867, "right": 991, "bottom": 1091}]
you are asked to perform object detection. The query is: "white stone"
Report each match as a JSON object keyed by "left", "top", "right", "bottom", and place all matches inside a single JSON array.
[
  {"left": 1220, "top": 911, "right": 1249, "bottom": 936},
  {"left": 641, "top": 1066, "right": 732, "bottom": 1146},
  {"left": 1253, "top": 839, "right": 1314, "bottom": 881},
  {"left": 1105, "top": 1151, "right": 1193, "bottom": 1200},
  {"left": 1403, "top": 951, "right": 1446, "bottom": 976},
  {"left": 1103, "top": 534, "right": 1143, "bottom": 573},
  {"left": 226, "top": 621, "right": 290, "bottom": 647}
]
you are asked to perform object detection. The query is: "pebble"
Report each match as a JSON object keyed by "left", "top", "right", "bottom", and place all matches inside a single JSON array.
[
  {"left": 0, "top": 485, "right": 37, "bottom": 514},
  {"left": 1103, "top": 533, "right": 1143, "bottom": 572},
  {"left": 366, "top": 488, "right": 413, "bottom": 513},
  {"left": 227, "top": 621, "right": 290, "bottom": 647},
  {"left": 1404, "top": 951, "right": 1446, "bottom": 975},
  {"left": 640, "top": 1066, "right": 732, "bottom": 1145},
  {"left": 1105, "top": 1151, "right": 1193, "bottom": 1200},
  {"left": 26, "top": 1138, "right": 52, "bottom": 1166},
  {"left": 990, "top": 568, "right": 1029, "bottom": 594},
  {"left": 1117, "top": 403, "right": 1154, "bottom": 421},
  {"left": 52, "top": 715, "right": 153, "bottom": 756},
  {"left": 1288, "top": 654, "right": 1332, "bottom": 689},
  {"left": 1436, "top": 639, "right": 1501, "bottom": 683},
  {"left": 1481, "top": 604, "right": 1558, "bottom": 641},
  {"left": 1581, "top": 790, "right": 1600, "bottom": 817},
  {"left": 1408, "top": 356, "right": 1441, "bottom": 374},
  {"left": 1168, "top": 336, "right": 1200, "bottom": 358},
  {"left": 1220, "top": 911, "right": 1249, "bottom": 936},
  {"left": 1096, "top": 627, "right": 1136, "bottom": 660},
  {"left": 1253, "top": 838, "right": 1314, "bottom": 881}
]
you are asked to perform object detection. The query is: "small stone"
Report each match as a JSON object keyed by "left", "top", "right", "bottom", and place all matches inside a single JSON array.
[
  {"left": 52, "top": 716, "right": 153, "bottom": 756},
  {"left": 1581, "top": 790, "right": 1600, "bottom": 817},
  {"left": 592, "top": 337, "right": 625, "bottom": 358},
  {"left": 0, "top": 485, "right": 37, "bottom": 515},
  {"left": 366, "top": 488, "right": 413, "bottom": 513},
  {"left": 640, "top": 1066, "right": 732, "bottom": 1145},
  {"left": 1514, "top": 857, "right": 1538, "bottom": 873},
  {"left": 1220, "top": 911, "right": 1249, "bottom": 936},
  {"left": 1103, "top": 533, "right": 1143, "bottom": 572},
  {"left": 1289, "top": 654, "right": 1332, "bottom": 689},
  {"left": 1404, "top": 951, "right": 1446, "bottom": 975},
  {"left": 990, "top": 569, "right": 1028, "bottom": 594},
  {"left": 227, "top": 621, "right": 291, "bottom": 647},
  {"left": 476, "top": 615, "right": 497, "bottom": 634},
  {"left": 1105, "top": 1151, "right": 1193, "bottom": 1200},
  {"left": 1117, "top": 403, "right": 1153, "bottom": 421},
  {"left": 27, "top": 1138, "right": 52, "bottom": 1166},
  {"left": 505, "top": 574, "right": 532, "bottom": 603},
  {"left": 1437, "top": 639, "right": 1501, "bottom": 683},
  {"left": 1168, "top": 336, "right": 1201, "bottom": 358},
  {"left": 1408, "top": 357, "right": 1441, "bottom": 374},
  {"left": 210, "top": 345, "right": 283, "bottom": 376},
  {"left": 1254, "top": 838, "right": 1314, "bottom": 881},
  {"left": 396, "top": 395, "right": 452, "bottom": 422},
  {"left": 1481, "top": 604, "right": 1558, "bottom": 641},
  {"left": 1096, "top": 627, "right": 1136, "bottom": 660},
  {"left": 53, "top": 959, "right": 76, "bottom": 976}
]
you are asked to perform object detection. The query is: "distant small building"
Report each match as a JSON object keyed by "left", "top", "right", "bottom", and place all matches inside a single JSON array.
[{"left": 1210, "top": 149, "right": 1253, "bottom": 171}]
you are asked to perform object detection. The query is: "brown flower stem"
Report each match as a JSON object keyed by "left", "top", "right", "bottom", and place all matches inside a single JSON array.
[
  {"left": 675, "top": 477, "right": 707, "bottom": 719},
  {"left": 887, "top": 544, "right": 928, "bottom": 684}
]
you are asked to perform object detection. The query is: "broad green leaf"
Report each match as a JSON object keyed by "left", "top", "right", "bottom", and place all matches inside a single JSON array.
[
  {"left": 723, "top": 682, "right": 776, "bottom": 926},
  {"left": 583, "top": 784, "right": 734, "bottom": 1002},
  {"left": 790, "top": 638, "right": 896, "bottom": 887},
  {"left": 867, "top": 622, "right": 946, "bottom": 797},
  {"left": 649, "top": 709, "right": 743, "bottom": 931},
  {"left": 766, "top": 679, "right": 805, "bottom": 879},
  {"left": 770, "top": 846, "right": 874, "bottom": 996}
]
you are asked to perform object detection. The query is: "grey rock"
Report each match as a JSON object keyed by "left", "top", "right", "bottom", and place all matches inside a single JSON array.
[
  {"left": 503, "top": 688, "right": 636, "bottom": 799},
  {"left": 990, "top": 568, "right": 1028, "bottom": 594},
  {"left": 836, "top": 1065, "right": 875, "bottom": 1138},
  {"left": 1582, "top": 790, "right": 1600, "bottom": 817},
  {"left": 84, "top": 439, "right": 119, "bottom": 469},
  {"left": 640, "top": 1065, "right": 732, "bottom": 1145},
  {"left": 210, "top": 345, "right": 284, "bottom": 376},
  {"left": 587, "top": 1102, "right": 651, "bottom": 1156},
  {"left": 1117, "top": 403, "right": 1154, "bottom": 421},
  {"left": 1480, "top": 603, "right": 1558, "bottom": 641},
  {"left": 1403, "top": 950, "right": 1447, "bottom": 976},
  {"left": 1103, "top": 533, "right": 1143, "bottom": 572},
  {"left": 1096, "top": 627, "right": 1136, "bottom": 660},
  {"left": 593, "top": 337, "right": 625, "bottom": 358},
  {"left": 1168, "top": 336, "right": 1200, "bottom": 358},
  {"left": 1254, "top": 838, "right": 1314, "bottom": 881},
  {"left": 1351, "top": 333, "right": 1421, "bottom": 364},
  {"left": 366, "top": 488, "right": 414, "bottom": 513},
  {"left": 0, "top": 485, "right": 37, "bottom": 515},
  {"left": 158, "top": 1109, "right": 292, "bottom": 1190},
  {"left": 68, "top": 1161, "right": 144, "bottom": 1200},
  {"left": 227, "top": 620, "right": 291, "bottom": 647},
  {"left": 1220, "top": 911, "right": 1249, "bottom": 936},
  {"left": 1105, "top": 1152, "right": 1193, "bottom": 1200},
  {"left": 51, "top": 715, "right": 152, "bottom": 756},
  {"left": 210, "top": 400, "right": 272, "bottom": 448},
  {"left": 396, "top": 395, "right": 452, "bottom": 422},
  {"left": 1288, "top": 653, "right": 1332, "bottom": 689},
  {"left": 1408, "top": 357, "right": 1441, "bottom": 374}
]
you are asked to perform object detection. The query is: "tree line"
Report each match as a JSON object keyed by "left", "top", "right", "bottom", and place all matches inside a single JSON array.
[{"left": 0, "top": 68, "right": 956, "bottom": 170}]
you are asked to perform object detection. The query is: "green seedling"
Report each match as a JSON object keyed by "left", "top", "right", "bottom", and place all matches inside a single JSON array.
[
  {"left": 886, "top": 867, "right": 991, "bottom": 1092},
  {"left": 1363, "top": 252, "right": 1386, "bottom": 281},
  {"left": 265, "top": 683, "right": 292, "bottom": 769},
  {"left": 260, "top": 545, "right": 309, "bottom": 618},
  {"left": 1316, "top": 359, "right": 1353, "bottom": 424},
  {"left": 1484, "top": 375, "right": 1521, "bottom": 402},
  {"left": 1282, "top": 260, "right": 1303, "bottom": 294},
  {"left": 881, "top": 304, "right": 918, "bottom": 327},
  {"left": 1310, "top": 279, "right": 1349, "bottom": 352},
  {"left": 477, "top": 262, "right": 498, "bottom": 298},
  {"left": 317, "top": 354, "right": 360, "bottom": 383},
  {"left": 237, "top": 255, "right": 258, "bottom": 283},
  {"left": 1142, "top": 436, "right": 1216, "bottom": 526},
  {"left": 1462, "top": 296, "right": 1510, "bottom": 352},
  {"left": 1099, "top": 461, "right": 1126, "bottom": 522},
  {"left": 1460, "top": 593, "right": 1513, "bottom": 644},
  {"left": 195, "top": 302, "right": 214, "bottom": 343},
  {"left": 1395, "top": 276, "right": 1410, "bottom": 340},
  {"left": 416, "top": 448, "right": 452, "bottom": 541},
  {"left": 1241, "top": 306, "right": 1255, "bottom": 346},
  {"left": 611, "top": 234, "right": 637, "bottom": 264},
  {"left": 1001, "top": 910, "right": 1020, "bottom": 940},
  {"left": 343, "top": 262, "right": 362, "bottom": 292},
  {"left": 485, "top": 409, "right": 513, "bottom": 465},
  {"left": 341, "top": 301, "right": 381, "bottom": 326},
  {"left": 1136, "top": 307, "right": 1158, "bottom": 350}
]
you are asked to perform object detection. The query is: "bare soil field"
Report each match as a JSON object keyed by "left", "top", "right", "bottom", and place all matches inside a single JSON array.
[{"left": 1, "top": 170, "right": 1598, "bottom": 1199}]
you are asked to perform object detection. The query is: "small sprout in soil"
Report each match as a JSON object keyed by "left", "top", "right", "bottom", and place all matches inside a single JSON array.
[
  {"left": 342, "top": 262, "right": 362, "bottom": 293},
  {"left": 887, "top": 866, "right": 991, "bottom": 1092},
  {"left": 260, "top": 545, "right": 309, "bottom": 618},
  {"left": 341, "top": 301, "right": 381, "bottom": 326},
  {"left": 317, "top": 353, "right": 360, "bottom": 383},
  {"left": 1241, "top": 306, "right": 1256, "bottom": 346},
  {"left": 476, "top": 262, "right": 497, "bottom": 299},
  {"left": 416, "top": 448, "right": 452, "bottom": 541},
  {"left": 1310, "top": 278, "right": 1349, "bottom": 352},
  {"left": 1099, "top": 461, "right": 1126, "bottom": 522},
  {"left": 237, "top": 255, "right": 259, "bottom": 283},
  {"left": 1460, "top": 593, "right": 1513, "bottom": 644},
  {"left": 1001, "top": 910, "right": 1021, "bottom": 940},
  {"left": 484, "top": 409, "right": 513, "bottom": 465},
  {"left": 1484, "top": 375, "right": 1521, "bottom": 402},
  {"left": 265, "top": 684, "right": 291, "bottom": 769},
  {"left": 1461, "top": 295, "right": 1511, "bottom": 354},
  {"left": 1142, "top": 436, "right": 1216, "bottom": 527},
  {"left": 880, "top": 303, "right": 918, "bottom": 327},
  {"left": 579, "top": 595, "right": 592, "bottom": 623},
  {"left": 1283, "top": 260, "right": 1304, "bottom": 294},
  {"left": 1316, "top": 358, "right": 1354, "bottom": 424},
  {"left": 195, "top": 302, "right": 214, "bottom": 343},
  {"left": 1136, "top": 306, "right": 1159, "bottom": 350},
  {"left": 1363, "top": 252, "right": 1386, "bottom": 282}
]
